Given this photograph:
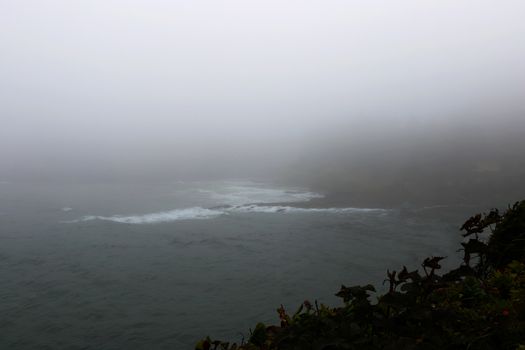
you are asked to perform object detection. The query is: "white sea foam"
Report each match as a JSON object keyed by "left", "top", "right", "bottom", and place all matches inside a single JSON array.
[
  {"left": 201, "top": 184, "right": 324, "bottom": 206},
  {"left": 65, "top": 182, "right": 385, "bottom": 224},
  {"left": 67, "top": 205, "right": 387, "bottom": 224},
  {"left": 61, "top": 207, "right": 73, "bottom": 212},
  {"left": 227, "top": 205, "right": 387, "bottom": 214},
  {"left": 70, "top": 207, "right": 224, "bottom": 224}
]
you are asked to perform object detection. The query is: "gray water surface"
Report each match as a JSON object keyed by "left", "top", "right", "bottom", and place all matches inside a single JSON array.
[{"left": 0, "top": 181, "right": 468, "bottom": 349}]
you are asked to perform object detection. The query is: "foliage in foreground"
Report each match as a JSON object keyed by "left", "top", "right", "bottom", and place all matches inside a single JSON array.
[{"left": 196, "top": 201, "right": 525, "bottom": 350}]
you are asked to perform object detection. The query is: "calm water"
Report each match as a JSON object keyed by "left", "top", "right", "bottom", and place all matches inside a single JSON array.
[{"left": 0, "top": 180, "right": 470, "bottom": 349}]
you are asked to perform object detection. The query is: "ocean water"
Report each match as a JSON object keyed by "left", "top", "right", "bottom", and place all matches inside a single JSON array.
[{"left": 0, "top": 180, "right": 470, "bottom": 349}]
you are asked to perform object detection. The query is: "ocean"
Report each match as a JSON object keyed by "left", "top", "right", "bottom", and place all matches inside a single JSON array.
[{"left": 0, "top": 180, "right": 469, "bottom": 349}]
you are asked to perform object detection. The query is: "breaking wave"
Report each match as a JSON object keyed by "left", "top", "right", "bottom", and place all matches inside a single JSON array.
[
  {"left": 67, "top": 205, "right": 387, "bottom": 224},
  {"left": 228, "top": 205, "right": 387, "bottom": 214},
  {"left": 69, "top": 207, "right": 224, "bottom": 224},
  {"left": 64, "top": 181, "right": 387, "bottom": 224}
]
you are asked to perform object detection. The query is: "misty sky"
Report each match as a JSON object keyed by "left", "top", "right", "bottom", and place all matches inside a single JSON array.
[{"left": 1, "top": 1, "right": 524, "bottom": 181}]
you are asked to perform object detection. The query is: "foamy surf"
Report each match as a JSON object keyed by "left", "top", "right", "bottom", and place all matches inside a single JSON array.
[
  {"left": 68, "top": 207, "right": 224, "bottom": 224},
  {"left": 228, "top": 205, "right": 388, "bottom": 214},
  {"left": 197, "top": 184, "right": 324, "bottom": 206},
  {"left": 63, "top": 182, "right": 386, "bottom": 224},
  {"left": 66, "top": 205, "right": 388, "bottom": 224}
]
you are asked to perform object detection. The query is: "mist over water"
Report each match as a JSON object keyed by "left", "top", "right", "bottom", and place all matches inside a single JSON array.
[{"left": 1, "top": 1, "right": 525, "bottom": 349}]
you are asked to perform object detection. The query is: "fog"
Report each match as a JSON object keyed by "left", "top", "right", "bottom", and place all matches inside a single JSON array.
[{"left": 1, "top": 1, "right": 525, "bottom": 202}]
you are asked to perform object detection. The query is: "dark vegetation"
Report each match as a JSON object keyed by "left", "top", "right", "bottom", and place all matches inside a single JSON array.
[{"left": 197, "top": 201, "right": 525, "bottom": 349}]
